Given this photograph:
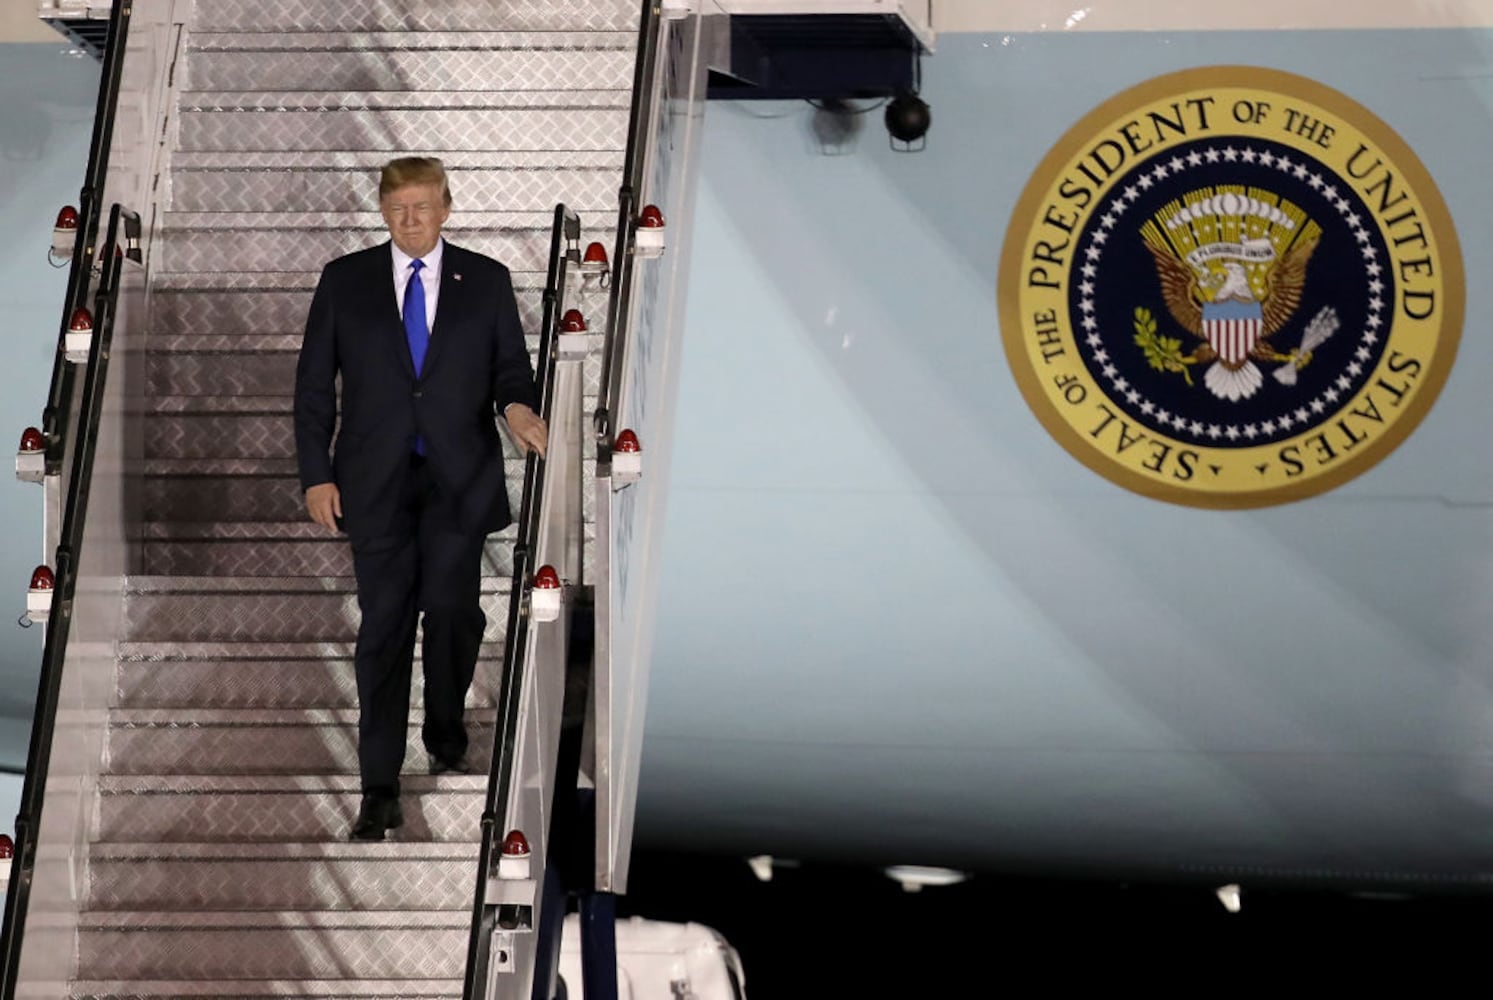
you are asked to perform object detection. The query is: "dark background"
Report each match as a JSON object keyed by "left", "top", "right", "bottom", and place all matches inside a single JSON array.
[{"left": 618, "top": 851, "right": 1491, "bottom": 992}]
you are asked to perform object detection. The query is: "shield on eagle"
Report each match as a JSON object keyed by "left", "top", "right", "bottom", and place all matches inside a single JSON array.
[{"left": 1201, "top": 299, "right": 1265, "bottom": 367}]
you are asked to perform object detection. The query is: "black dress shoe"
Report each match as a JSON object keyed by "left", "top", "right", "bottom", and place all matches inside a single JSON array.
[
  {"left": 349, "top": 793, "right": 403, "bottom": 841},
  {"left": 428, "top": 753, "right": 472, "bottom": 776}
]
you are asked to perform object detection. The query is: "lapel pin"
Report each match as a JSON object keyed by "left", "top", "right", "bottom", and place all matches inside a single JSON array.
[{"left": 453, "top": 273, "right": 462, "bottom": 281}]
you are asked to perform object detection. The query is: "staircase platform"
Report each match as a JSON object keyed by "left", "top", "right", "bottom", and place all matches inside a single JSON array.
[{"left": 24, "top": 0, "right": 641, "bottom": 992}]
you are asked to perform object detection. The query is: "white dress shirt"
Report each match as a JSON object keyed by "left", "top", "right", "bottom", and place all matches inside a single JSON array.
[{"left": 391, "top": 238, "right": 443, "bottom": 331}]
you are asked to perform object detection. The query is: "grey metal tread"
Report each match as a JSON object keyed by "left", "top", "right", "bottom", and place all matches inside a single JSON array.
[
  {"left": 117, "top": 640, "right": 499, "bottom": 658},
  {"left": 116, "top": 640, "right": 508, "bottom": 660},
  {"left": 180, "top": 89, "right": 631, "bottom": 111},
  {"left": 81, "top": 909, "right": 470, "bottom": 929},
  {"left": 141, "top": 521, "right": 588, "bottom": 579},
  {"left": 74, "top": 910, "right": 471, "bottom": 981},
  {"left": 191, "top": 0, "right": 642, "bottom": 33},
  {"left": 150, "top": 270, "right": 550, "bottom": 291},
  {"left": 148, "top": 395, "right": 292, "bottom": 414},
  {"left": 189, "top": 29, "right": 636, "bottom": 49},
  {"left": 146, "top": 330, "right": 604, "bottom": 356},
  {"left": 86, "top": 841, "right": 481, "bottom": 913},
  {"left": 157, "top": 224, "right": 557, "bottom": 276},
  {"left": 169, "top": 148, "right": 624, "bottom": 171},
  {"left": 152, "top": 334, "right": 301, "bottom": 352},
  {"left": 140, "top": 457, "right": 551, "bottom": 475},
  {"left": 145, "top": 283, "right": 605, "bottom": 347},
  {"left": 142, "top": 396, "right": 578, "bottom": 422},
  {"left": 177, "top": 106, "right": 628, "bottom": 155},
  {"left": 182, "top": 37, "right": 635, "bottom": 94},
  {"left": 166, "top": 150, "right": 625, "bottom": 214},
  {"left": 105, "top": 712, "right": 496, "bottom": 776},
  {"left": 67, "top": 981, "right": 462, "bottom": 999},
  {"left": 144, "top": 457, "right": 304, "bottom": 475},
  {"left": 163, "top": 208, "right": 560, "bottom": 230},
  {"left": 89, "top": 841, "right": 479, "bottom": 861},
  {"left": 141, "top": 410, "right": 560, "bottom": 460},
  {"left": 141, "top": 520, "right": 583, "bottom": 542},
  {"left": 95, "top": 774, "right": 486, "bottom": 843},
  {"left": 121, "top": 577, "right": 511, "bottom": 643},
  {"left": 109, "top": 707, "right": 497, "bottom": 725},
  {"left": 126, "top": 575, "right": 509, "bottom": 594},
  {"left": 116, "top": 641, "right": 503, "bottom": 710},
  {"left": 98, "top": 773, "right": 484, "bottom": 793},
  {"left": 136, "top": 467, "right": 394, "bottom": 522},
  {"left": 171, "top": 174, "right": 620, "bottom": 216},
  {"left": 144, "top": 339, "right": 601, "bottom": 403}
]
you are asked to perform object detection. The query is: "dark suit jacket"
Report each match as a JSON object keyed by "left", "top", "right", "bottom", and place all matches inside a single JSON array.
[{"left": 294, "top": 240, "right": 539, "bottom": 539}]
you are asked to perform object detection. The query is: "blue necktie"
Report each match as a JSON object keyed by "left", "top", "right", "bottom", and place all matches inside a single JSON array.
[
  {"left": 404, "top": 259, "right": 429, "bottom": 375},
  {"left": 404, "top": 259, "right": 428, "bottom": 455}
]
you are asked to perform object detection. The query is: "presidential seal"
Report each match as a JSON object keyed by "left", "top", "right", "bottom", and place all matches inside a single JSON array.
[{"left": 998, "top": 67, "right": 1462, "bottom": 508}]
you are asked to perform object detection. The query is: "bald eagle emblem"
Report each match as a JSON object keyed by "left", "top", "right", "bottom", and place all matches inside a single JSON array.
[{"left": 1139, "top": 186, "right": 1333, "bottom": 401}]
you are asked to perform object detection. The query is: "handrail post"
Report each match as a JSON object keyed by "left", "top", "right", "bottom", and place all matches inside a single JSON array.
[
  {"left": 44, "top": 0, "right": 134, "bottom": 480},
  {"left": 0, "top": 203, "right": 138, "bottom": 997},
  {"left": 595, "top": 0, "right": 665, "bottom": 467},
  {"left": 463, "top": 204, "right": 582, "bottom": 1000}
]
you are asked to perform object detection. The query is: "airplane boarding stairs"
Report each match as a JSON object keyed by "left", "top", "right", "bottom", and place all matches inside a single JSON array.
[{"left": 0, "top": 0, "right": 711, "bottom": 995}]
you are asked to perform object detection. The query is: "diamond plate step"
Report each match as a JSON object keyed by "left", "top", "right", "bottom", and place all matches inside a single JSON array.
[
  {"left": 146, "top": 325, "right": 604, "bottom": 395},
  {"left": 142, "top": 459, "right": 333, "bottom": 521},
  {"left": 184, "top": 33, "right": 636, "bottom": 94},
  {"left": 115, "top": 641, "right": 502, "bottom": 709},
  {"left": 150, "top": 276, "right": 560, "bottom": 338},
  {"left": 75, "top": 910, "right": 470, "bottom": 981},
  {"left": 169, "top": 150, "right": 624, "bottom": 213},
  {"left": 146, "top": 410, "right": 297, "bottom": 460},
  {"left": 141, "top": 522, "right": 407, "bottom": 578},
  {"left": 192, "top": 0, "right": 642, "bottom": 33},
  {"left": 95, "top": 774, "right": 484, "bottom": 843},
  {"left": 158, "top": 213, "right": 555, "bottom": 275},
  {"left": 121, "top": 577, "right": 511, "bottom": 643},
  {"left": 88, "top": 842, "right": 480, "bottom": 911},
  {"left": 177, "top": 92, "right": 630, "bottom": 154},
  {"left": 142, "top": 406, "right": 565, "bottom": 460},
  {"left": 105, "top": 708, "right": 496, "bottom": 776},
  {"left": 66, "top": 980, "right": 462, "bottom": 999},
  {"left": 140, "top": 521, "right": 591, "bottom": 577},
  {"left": 148, "top": 350, "right": 296, "bottom": 398},
  {"left": 142, "top": 407, "right": 549, "bottom": 458},
  {"left": 141, "top": 464, "right": 594, "bottom": 525}
]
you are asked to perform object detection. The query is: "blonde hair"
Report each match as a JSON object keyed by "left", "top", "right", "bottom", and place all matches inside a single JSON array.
[{"left": 379, "top": 156, "right": 452, "bottom": 206}]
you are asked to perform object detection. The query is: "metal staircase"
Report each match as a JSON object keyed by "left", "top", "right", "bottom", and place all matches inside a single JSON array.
[{"left": 8, "top": 0, "right": 643, "bottom": 996}]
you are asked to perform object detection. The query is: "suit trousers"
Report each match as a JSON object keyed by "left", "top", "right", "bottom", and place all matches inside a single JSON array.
[{"left": 349, "top": 454, "right": 487, "bottom": 794}]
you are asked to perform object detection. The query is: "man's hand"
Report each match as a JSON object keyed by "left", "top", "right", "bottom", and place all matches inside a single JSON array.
[
  {"left": 305, "top": 482, "right": 342, "bottom": 531},
  {"left": 505, "top": 403, "right": 548, "bottom": 458}
]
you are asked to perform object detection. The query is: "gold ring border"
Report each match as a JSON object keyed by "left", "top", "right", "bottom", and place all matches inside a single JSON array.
[{"left": 996, "top": 65, "right": 1465, "bottom": 509}]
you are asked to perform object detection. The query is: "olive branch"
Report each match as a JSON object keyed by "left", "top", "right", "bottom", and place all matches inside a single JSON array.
[{"left": 1133, "top": 307, "right": 1193, "bottom": 387}]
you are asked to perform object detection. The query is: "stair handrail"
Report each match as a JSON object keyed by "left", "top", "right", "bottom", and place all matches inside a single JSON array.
[
  {"left": 594, "top": 0, "right": 664, "bottom": 465},
  {"left": 0, "top": 202, "right": 139, "bottom": 996},
  {"left": 464, "top": 203, "right": 582, "bottom": 998},
  {"left": 41, "top": 0, "right": 133, "bottom": 484}
]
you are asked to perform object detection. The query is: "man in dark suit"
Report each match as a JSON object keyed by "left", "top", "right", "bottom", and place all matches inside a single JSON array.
[{"left": 294, "top": 157, "right": 547, "bottom": 840}]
